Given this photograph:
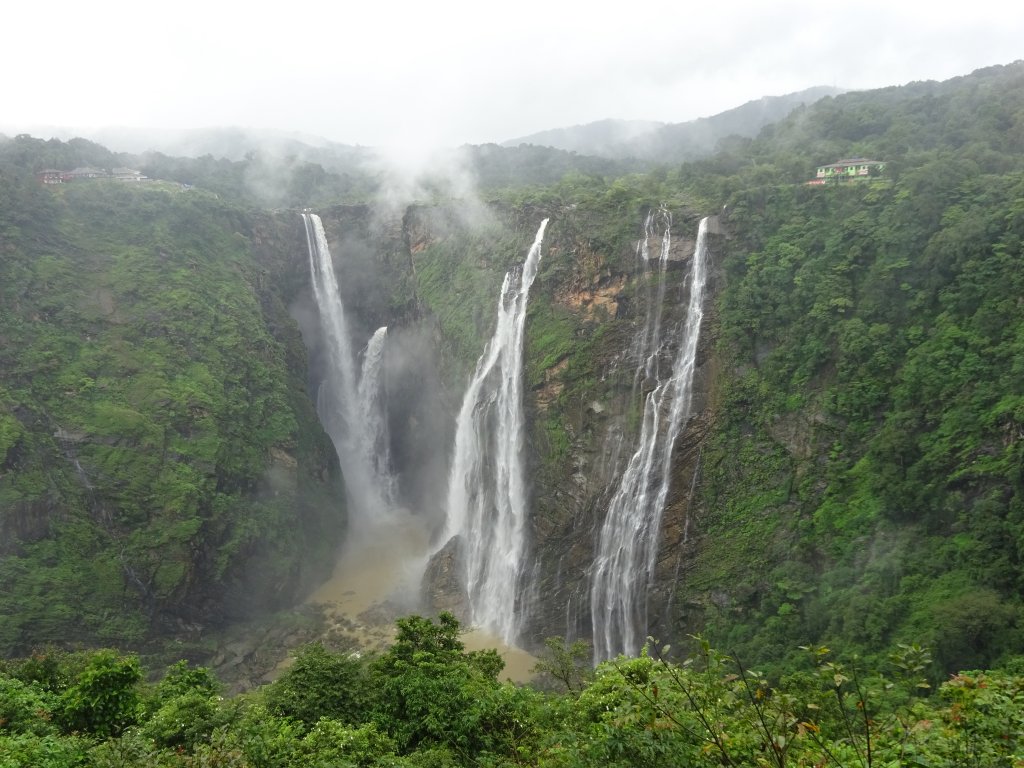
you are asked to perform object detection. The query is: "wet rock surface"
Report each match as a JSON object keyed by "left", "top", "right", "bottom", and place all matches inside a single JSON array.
[{"left": 421, "top": 535, "right": 471, "bottom": 624}]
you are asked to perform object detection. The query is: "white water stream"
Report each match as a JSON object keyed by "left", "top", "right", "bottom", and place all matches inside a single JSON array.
[
  {"left": 441, "top": 220, "right": 550, "bottom": 645},
  {"left": 590, "top": 216, "right": 710, "bottom": 662},
  {"left": 303, "top": 213, "right": 394, "bottom": 526},
  {"left": 302, "top": 212, "right": 536, "bottom": 679}
]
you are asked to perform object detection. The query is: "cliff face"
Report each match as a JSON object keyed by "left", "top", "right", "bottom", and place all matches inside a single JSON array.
[
  {"left": 288, "top": 205, "right": 456, "bottom": 529},
  {"left": 517, "top": 212, "right": 725, "bottom": 646},
  {"left": 281, "top": 199, "right": 726, "bottom": 652}
]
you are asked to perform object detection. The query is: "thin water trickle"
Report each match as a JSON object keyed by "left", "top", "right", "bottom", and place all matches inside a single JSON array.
[{"left": 590, "top": 215, "right": 710, "bottom": 662}]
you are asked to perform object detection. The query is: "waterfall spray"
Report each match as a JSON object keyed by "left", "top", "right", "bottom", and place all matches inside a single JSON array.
[
  {"left": 302, "top": 213, "right": 395, "bottom": 524},
  {"left": 442, "top": 219, "right": 550, "bottom": 644},
  {"left": 590, "top": 216, "right": 710, "bottom": 661}
]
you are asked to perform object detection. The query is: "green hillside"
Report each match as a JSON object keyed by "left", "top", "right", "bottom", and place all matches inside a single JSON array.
[
  {"left": 0, "top": 165, "right": 343, "bottom": 655},
  {"left": 675, "top": 61, "right": 1024, "bottom": 674}
]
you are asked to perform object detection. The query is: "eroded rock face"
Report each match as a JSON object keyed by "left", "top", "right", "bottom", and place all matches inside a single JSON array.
[
  {"left": 535, "top": 359, "right": 569, "bottom": 412},
  {"left": 0, "top": 499, "right": 56, "bottom": 554},
  {"left": 520, "top": 216, "right": 726, "bottom": 649},
  {"left": 421, "top": 535, "right": 471, "bottom": 624},
  {"left": 557, "top": 244, "right": 626, "bottom": 323}
]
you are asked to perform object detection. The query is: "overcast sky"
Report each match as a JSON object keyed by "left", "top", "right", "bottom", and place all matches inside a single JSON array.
[{"left": 4, "top": 0, "right": 1021, "bottom": 150}]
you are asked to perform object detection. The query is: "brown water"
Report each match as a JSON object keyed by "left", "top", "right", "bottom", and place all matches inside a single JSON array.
[
  {"left": 461, "top": 628, "right": 538, "bottom": 682},
  {"left": 305, "top": 513, "right": 537, "bottom": 683}
]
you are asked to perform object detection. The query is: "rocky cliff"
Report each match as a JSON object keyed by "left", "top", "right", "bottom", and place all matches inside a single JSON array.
[
  {"left": 517, "top": 211, "right": 725, "bottom": 647},
  {"left": 272, "top": 197, "right": 726, "bottom": 653}
]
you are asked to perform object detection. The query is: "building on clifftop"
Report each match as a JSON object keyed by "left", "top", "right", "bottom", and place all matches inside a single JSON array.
[{"left": 807, "top": 158, "right": 886, "bottom": 184}]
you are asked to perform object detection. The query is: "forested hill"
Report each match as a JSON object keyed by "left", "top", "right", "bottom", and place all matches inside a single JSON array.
[
  {"left": 502, "top": 85, "right": 843, "bottom": 161},
  {"left": 0, "top": 132, "right": 635, "bottom": 210},
  {"left": 668, "top": 60, "right": 1024, "bottom": 674}
]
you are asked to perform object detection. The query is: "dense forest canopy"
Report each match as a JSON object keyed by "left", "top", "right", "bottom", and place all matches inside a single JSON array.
[
  {"left": 0, "top": 167, "right": 345, "bottom": 656},
  {"left": 679, "top": 61, "right": 1024, "bottom": 676},
  {"left": 1, "top": 616, "right": 1021, "bottom": 766}
]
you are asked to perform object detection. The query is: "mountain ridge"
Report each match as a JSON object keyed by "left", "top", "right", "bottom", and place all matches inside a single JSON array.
[{"left": 501, "top": 86, "right": 845, "bottom": 160}]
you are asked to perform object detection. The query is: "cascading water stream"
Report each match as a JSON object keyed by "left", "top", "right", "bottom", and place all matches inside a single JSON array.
[
  {"left": 302, "top": 213, "right": 394, "bottom": 524},
  {"left": 441, "top": 219, "right": 550, "bottom": 644},
  {"left": 590, "top": 215, "right": 710, "bottom": 662},
  {"left": 358, "top": 326, "right": 395, "bottom": 506},
  {"left": 632, "top": 206, "right": 673, "bottom": 391}
]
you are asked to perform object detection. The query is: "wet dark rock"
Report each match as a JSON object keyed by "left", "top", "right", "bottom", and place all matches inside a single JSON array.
[{"left": 421, "top": 535, "right": 471, "bottom": 624}]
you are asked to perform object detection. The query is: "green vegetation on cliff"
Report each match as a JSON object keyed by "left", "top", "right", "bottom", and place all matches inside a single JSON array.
[
  {"left": 0, "top": 162, "right": 343, "bottom": 655},
  {"left": 3, "top": 59, "right": 1024, "bottom": 695},
  {"left": 679, "top": 62, "right": 1024, "bottom": 675}
]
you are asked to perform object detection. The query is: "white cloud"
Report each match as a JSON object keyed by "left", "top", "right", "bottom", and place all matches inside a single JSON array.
[{"left": 4, "top": 0, "right": 1021, "bottom": 148}]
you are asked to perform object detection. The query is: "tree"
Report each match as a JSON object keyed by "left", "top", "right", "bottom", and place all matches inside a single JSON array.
[
  {"left": 531, "top": 636, "right": 592, "bottom": 694},
  {"left": 263, "top": 643, "right": 370, "bottom": 727},
  {"left": 57, "top": 650, "right": 141, "bottom": 739},
  {"left": 369, "top": 613, "right": 537, "bottom": 764}
]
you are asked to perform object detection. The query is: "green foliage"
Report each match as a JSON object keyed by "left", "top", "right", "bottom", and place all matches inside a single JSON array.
[
  {"left": 140, "top": 691, "right": 227, "bottom": 752},
  {"left": 263, "top": 643, "right": 370, "bottom": 727},
  {"left": 133, "top": 660, "right": 227, "bottom": 751},
  {"left": 0, "top": 674, "right": 58, "bottom": 736},
  {"left": 153, "top": 660, "right": 220, "bottom": 702},
  {"left": 524, "top": 299, "right": 577, "bottom": 389},
  {"left": 0, "top": 732, "right": 89, "bottom": 768},
  {"left": 4, "top": 63, "right": 1024, "bottom": 739},
  {"left": 690, "top": 64, "right": 1024, "bottom": 673},
  {"left": 204, "top": 702, "right": 304, "bottom": 767},
  {"left": 298, "top": 719, "right": 398, "bottom": 767},
  {"left": 932, "top": 670, "right": 1024, "bottom": 766},
  {"left": 0, "top": 626, "right": 1023, "bottom": 768},
  {"left": 367, "top": 613, "right": 544, "bottom": 765},
  {"left": 531, "top": 636, "right": 593, "bottom": 694},
  {"left": 411, "top": 218, "right": 530, "bottom": 378},
  {"left": 370, "top": 614, "right": 495, "bottom": 754},
  {"left": 56, "top": 650, "right": 141, "bottom": 739}
]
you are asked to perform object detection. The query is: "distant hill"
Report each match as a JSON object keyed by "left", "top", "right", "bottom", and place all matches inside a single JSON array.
[
  {"left": 502, "top": 86, "right": 844, "bottom": 162},
  {"left": 0, "top": 124, "right": 363, "bottom": 163},
  {"left": 94, "top": 126, "right": 356, "bottom": 159},
  {"left": 500, "top": 119, "right": 666, "bottom": 156}
]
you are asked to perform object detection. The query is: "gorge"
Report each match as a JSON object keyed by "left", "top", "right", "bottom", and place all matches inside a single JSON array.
[
  {"left": 2, "top": 62, "right": 1023, "bottom": 685},
  {"left": 287, "top": 200, "right": 720, "bottom": 667}
]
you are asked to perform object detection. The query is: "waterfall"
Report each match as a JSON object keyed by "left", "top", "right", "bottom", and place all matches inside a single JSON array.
[
  {"left": 631, "top": 205, "right": 673, "bottom": 392},
  {"left": 358, "top": 326, "right": 395, "bottom": 505},
  {"left": 302, "top": 213, "right": 394, "bottom": 523},
  {"left": 590, "top": 215, "right": 710, "bottom": 662},
  {"left": 442, "top": 219, "right": 550, "bottom": 643}
]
